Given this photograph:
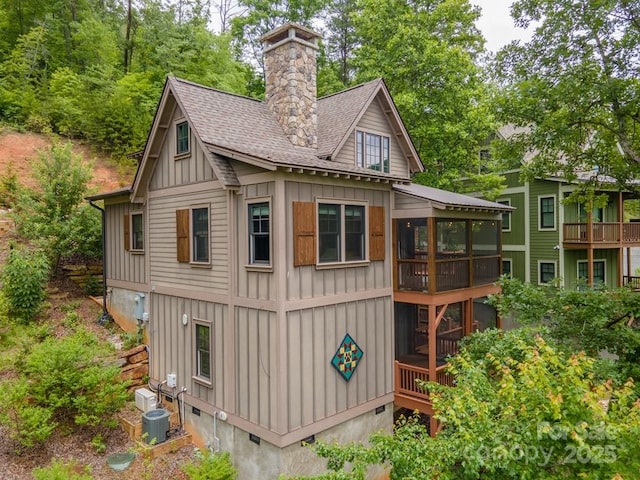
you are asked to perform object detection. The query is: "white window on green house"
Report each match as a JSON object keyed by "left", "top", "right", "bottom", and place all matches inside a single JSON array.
[
  {"left": 131, "top": 212, "right": 144, "bottom": 251},
  {"left": 318, "top": 203, "right": 365, "bottom": 263},
  {"left": 356, "top": 130, "right": 389, "bottom": 173},
  {"left": 498, "top": 200, "right": 511, "bottom": 231},
  {"left": 538, "top": 261, "right": 557, "bottom": 284},
  {"left": 539, "top": 196, "right": 555, "bottom": 230},
  {"left": 176, "top": 121, "right": 189, "bottom": 155},
  {"left": 578, "top": 260, "right": 605, "bottom": 285},
  {"left": 248, "top": 202, "right": 270, "bottom": 265},
  {"left": 502, "top": 258, "right": 512, "bottom": 277},
  {"left": 194, "top": 320, "right": 211, "bottom": 383}
]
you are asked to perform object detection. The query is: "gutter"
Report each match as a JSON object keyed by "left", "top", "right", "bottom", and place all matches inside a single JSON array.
[{"left": 89, "top": 199, "right": 113, "bottom": 325}]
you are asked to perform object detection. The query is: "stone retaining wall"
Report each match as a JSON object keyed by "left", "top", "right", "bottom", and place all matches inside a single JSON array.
[{"left": 118, "top": 344, "right": 149, "bottom": 392}]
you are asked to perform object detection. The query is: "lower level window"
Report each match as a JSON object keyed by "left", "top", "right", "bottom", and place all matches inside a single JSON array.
[
  {"left": 194, "top": 321, "right": 211, "bottom": 382},
  {"left": 578, "top": 260, "right": 605, "bottom": 285},
  {"left": 318, "top": 203, "right": 365, "bottom": 263},
  {"left": 502, "top": 259, "right": 512, "bottom": 277},
  {"left": 539, "top": 262, "right": 556, "bottom": 284}
]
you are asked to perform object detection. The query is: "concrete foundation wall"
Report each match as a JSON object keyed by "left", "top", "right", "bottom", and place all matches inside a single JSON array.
[
  {"left": 106, "top": 287, "right": 148, "bottom": 335},
  {"left": 184, "top": 403, "right": 393, "bottom": 480}
]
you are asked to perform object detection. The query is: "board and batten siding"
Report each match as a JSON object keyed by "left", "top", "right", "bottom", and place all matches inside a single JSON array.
[
  {"left": 332, "top": 97, "right": 409, "bottom": 178},
  {"left": 235, "top": 306, "right": 278, "bottom": 429},
  {"left": 286, "top": 296, "right": 393, "bottom": 431},
  {"left": 148, "top": 186, "right": 228, "bottom": 293},
  {"left": 393, "top": 192, "right": 434, "bottom": 214},
  {"left": 236, "top": 181, "right": 276, "bottom": 300},
  {"left": 285, "top": 181, "right": 391, "bottom": 301},
  {"left": 149, "top": 111, "right": 216, "bottom": 191},
  {"left": 149, "top": 293, "right": 225, "bottom": 408},
  {"left": 104, "top": 201, "right": 146, "bottom": 284}
]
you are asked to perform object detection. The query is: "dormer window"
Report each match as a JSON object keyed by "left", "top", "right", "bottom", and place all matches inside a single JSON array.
[
  {"left": 176, "top": 121, "right": 189, "bottom": 155},
  {"left": 356, "top": 131, "right": 389, "bottom": 173}
]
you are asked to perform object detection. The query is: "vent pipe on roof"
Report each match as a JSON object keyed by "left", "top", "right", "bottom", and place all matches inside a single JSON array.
[{"left": 262, "top": 23, "right": 321, "bottom": 149}]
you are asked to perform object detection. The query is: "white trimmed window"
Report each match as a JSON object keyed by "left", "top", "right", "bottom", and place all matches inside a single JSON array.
[
  {"left": 497, "top": 199, "right": 511, "bottom": 231},
  {"left": 131, "top": 211, "right": 144, "bottom": 252},
  {"left": 539, "top": 196, "right": 556, "bottom": 230},
  {"left": 248, "top": 201, "right": 270, "bottom": 265},
  {"left": 318, "top": 202, "right": 366, "bottom": 263},
  {"left": 578, "top": 260, "right": 605, "bottom": 285},
  {"left": 193, "top": 319, "right": 212, "bottom": 384},
  {"left": 502, "top": 258, "right": 512, "bottom": 278},
  {"left": 356, "top": 130, "right": 389, "bottom": 173},
  {"left": 176, "top": 121, "right": 190, "bottom": 155},
  {"left": 538, "top": 261, "right": 557, "bottom": 284}
]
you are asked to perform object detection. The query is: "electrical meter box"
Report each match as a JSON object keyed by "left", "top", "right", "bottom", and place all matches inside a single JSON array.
[{"left": 135, "top": 388, "right": 156, "bottom": 412}]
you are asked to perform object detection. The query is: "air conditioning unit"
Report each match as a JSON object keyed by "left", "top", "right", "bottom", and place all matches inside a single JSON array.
[
  {"left": 135, "top": 388, "right": 157, "bottom": 413},
  {"left": 142, "top": 408, "right": 170, "bottom": 444}
]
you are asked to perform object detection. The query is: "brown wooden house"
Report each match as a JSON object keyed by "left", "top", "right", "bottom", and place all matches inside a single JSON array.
[{"left": 88, "top": 23, "right": 511, "bottom": 479}]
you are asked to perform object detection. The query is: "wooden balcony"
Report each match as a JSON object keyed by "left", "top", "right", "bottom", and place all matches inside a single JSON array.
[
  {"left": 394, "top": 361, "right": 453, "bottom": 414},
  {"left": 563, "top": 222, "right": 640, "bottom": 248},
  {"left": 396, "top": 256, "right": 501, "bottom": 293}
]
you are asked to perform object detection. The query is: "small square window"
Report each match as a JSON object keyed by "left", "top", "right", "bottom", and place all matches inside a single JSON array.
[
  {"left": 249, "top": 202, "right": 270, "bottom": 265},
  {"left": 539, "top": 262, "right": 556, "bottom": 284},
  {"left": 131, "top": 212, "right": 144, "bottom": 251},
  {"left": 502, "top": 259, "right": 512, "bottom": 277},
  {"left": 176, "top": 121, "right": 189, "bottom": 155}
]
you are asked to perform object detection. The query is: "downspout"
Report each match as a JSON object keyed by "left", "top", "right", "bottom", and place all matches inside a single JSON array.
[{"left": 89, "top": 200, "right": 113, "bottom": 325}]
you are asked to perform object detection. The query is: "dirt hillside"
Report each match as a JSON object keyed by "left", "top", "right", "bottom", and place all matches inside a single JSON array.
[{"left": 0, "top": 128, "right": 132, "bottom": 192}]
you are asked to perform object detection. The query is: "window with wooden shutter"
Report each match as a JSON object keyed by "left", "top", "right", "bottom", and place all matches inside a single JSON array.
[
  {"left": 176, "top": 209, "right": 190, "bottom": 262},
  {"left": 293, "top": 202, "right": 316, "bottom": 266},
  {"left": 123, "top": 214, "right": 130, "bottom": 251},
  {"left": 369, "top": 206, "right": 385, "bottom": 261}
]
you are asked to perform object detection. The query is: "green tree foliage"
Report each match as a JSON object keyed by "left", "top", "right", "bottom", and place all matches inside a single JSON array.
[
  {"left": 0, "top": 0, "right": 251, "bottom": 156},
  {"left": 494, "top": 0, "right": 640, "bottom": 190},
  {"left": 290, "top": 329, "right": 640, "bottom": 479},
  {"left": 490, "top": 276, "right": 640, "bottom": 382},
  {"left": 0, "top": 328, "right": 129, "bottom": 448},
  {"left": 183, "top": 450, "right": 237, "bottom": 480},
  {"left": 352, "top": 0, "right": 501, "bottom": 193},
  {"left": 12, "top": 142, "right": 102, "bottom": 268},
  {"left": 32, "top": 460, "right": 94, "bottom": 480},
  {"left": 0, "top": 246, "right": 50, "bottom": 323}
]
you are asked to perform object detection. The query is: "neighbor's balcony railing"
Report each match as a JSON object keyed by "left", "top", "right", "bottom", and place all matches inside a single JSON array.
[
  {"left": 397, "top": 256, "right": 500, "bottom": 293},
  {"left": 563, "top": 222, "right": 640, "bottom": 244}
]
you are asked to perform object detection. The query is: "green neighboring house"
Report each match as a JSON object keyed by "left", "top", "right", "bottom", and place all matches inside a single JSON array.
[{"left": 495, "top": 168, "right": 640, "bottom": 289}]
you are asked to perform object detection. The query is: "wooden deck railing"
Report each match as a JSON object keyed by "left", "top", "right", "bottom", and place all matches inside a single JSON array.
[
  {"left": 394, "top": 361, "right": 455, "bottom": 408},
  {"left": 397, "top": 256, "right": 501, "bottom": 293},
  {"left": 563, "top": 222, "right": 640, "bottom": 244},
  {"left": 623, "top": 276, "right": 640, "bottom": 289}
]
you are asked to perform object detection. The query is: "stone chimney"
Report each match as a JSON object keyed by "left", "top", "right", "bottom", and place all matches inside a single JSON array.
[{"left": 262, "top": 23, "right": 321, "bottom": 149}]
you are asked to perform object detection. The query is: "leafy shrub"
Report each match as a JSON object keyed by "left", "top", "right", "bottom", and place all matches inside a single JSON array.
[
  {"left": 0, "top": 160, "right": 19, "bottom": 208},
  {"left": 11, "top": 142, "right": 101, "bottom": 268},
  {"left": 182, "top": 450, "right": 237, "bottom": 480},
  {"left": 0, "top": 328, "right": 129, "bottom": 447},
  {"left": 1, "top": 246, "right": 50, "bottom": 322},
  {"left": 32, "top": 460, "right": 93, "bottom": 480}
]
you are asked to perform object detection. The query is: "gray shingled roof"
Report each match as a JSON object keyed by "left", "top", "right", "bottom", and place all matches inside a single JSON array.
[
  {"left": 393, "top": 183, "right": 514, "bottom": 212},
  {"left": 170, "top": 77, "right": 410, "bottom": 180},
  {"left": 317, "top": 79, "right": 382, "bottom": 158}
]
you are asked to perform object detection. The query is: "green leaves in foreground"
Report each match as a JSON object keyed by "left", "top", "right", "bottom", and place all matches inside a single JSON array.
[
  {"left": 0, "top": 328, "right": 128, "bottom": 448},
  {"left": 290, "top": 329, "right": 640, "bottom": 479}
]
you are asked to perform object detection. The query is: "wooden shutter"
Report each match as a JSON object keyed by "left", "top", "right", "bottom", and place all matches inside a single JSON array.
[
  {"left": 369, "top": 206, "right": 385, "bottom": 261},
  {"left": 123, "top": 214, "right": 130, "bottom": 251},
  {"left": 176, "top": 209, "right": 190, "bottom": 262},
  {"left": 293, "top": 201, "right": 316, "bottom": 266}
]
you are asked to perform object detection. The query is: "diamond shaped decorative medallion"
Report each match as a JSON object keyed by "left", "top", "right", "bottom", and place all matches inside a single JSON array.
[{"left": 331, "top": 333, "right": 363, "bottom": 382}]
